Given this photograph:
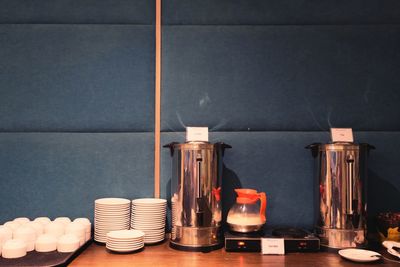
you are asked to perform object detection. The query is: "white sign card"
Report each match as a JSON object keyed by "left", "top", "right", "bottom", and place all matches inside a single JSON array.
[
  {"left": 186, "top": 127, "right": 209, "bottom": 142},
  {"left": 330, "top": 128, "right": 354, "bottom": 143},
  {"left": 261, "top": 238, "right": 285, "bottom": 255}
]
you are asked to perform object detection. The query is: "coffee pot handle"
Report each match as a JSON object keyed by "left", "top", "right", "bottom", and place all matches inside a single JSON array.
[
  {"left": 346, "top": 154, "right": 355, "bottom": 215},
  {"left": 305, "top": 143, "right": 321, "bottom": 158},
  {"left": 258, "top": 192, "right": 267, "bottom": 222},
  {"left": 163, "top": 142, "right": 179, "bottom": 156},
  {"left": 215, "top": 142, "right": 232, "bottom": 156}
]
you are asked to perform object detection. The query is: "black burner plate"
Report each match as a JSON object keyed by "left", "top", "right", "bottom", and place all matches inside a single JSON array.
[{"left": 272, "top": 227, "right": 308, "bottom": 238}]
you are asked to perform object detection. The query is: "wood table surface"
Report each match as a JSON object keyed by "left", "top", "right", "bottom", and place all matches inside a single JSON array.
[{"left": 69, "top": 241, "right": 400, "bottom": 267}]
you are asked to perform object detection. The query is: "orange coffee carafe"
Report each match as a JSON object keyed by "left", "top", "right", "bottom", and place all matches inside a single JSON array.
[{"left": 227, "top": 189, "right": 267, "bottom": 233}]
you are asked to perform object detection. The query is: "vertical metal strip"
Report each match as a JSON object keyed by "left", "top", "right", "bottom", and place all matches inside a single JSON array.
[{"left": 154, "top": 0, "right": 162, "bottom": 198}]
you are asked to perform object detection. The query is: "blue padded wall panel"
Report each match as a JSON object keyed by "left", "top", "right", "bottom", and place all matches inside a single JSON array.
[
  {"left": 162, "top": 25, "right": 400, "bottom": 132},
  {"left": 0, "top": 0, "right": 154, "bottom": 24},
  {"left": 161, "top": 131, "right": 400, "bottom": 229},
  {"left": 0, "top": 25, "right": 154, "bottom": 132},
  {"left": 0, "top": 133, "right": 154, "bottom": 223},
  {"left": 163, "top": 0, "right": 400, "bottom": 25}
]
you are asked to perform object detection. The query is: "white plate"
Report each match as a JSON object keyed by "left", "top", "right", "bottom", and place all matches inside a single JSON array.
[
  {"left": 95, "top": 198, "right": 131, "bottom": 205},
  {"left": 132, "top": 198, "right": 167, "bottom": 205},
  {"left": 95, "top": 218, "right": 130, "bottom": 222},
  {"left": 132, "top": 211, "right": 165, "bottom": 215},
  {"left": 144, "top": 239, "right": 164, "bottom": 244},
  {"left": 338, "top": 249, "right": 382, "bottom": 263},
  {"left": 106, "top": 245, "right": 144, "bottom": 252},
  {"left": 107, "top": 230, "right": 144, "bottom": 239},
  {"left": 95, "top": 223, "right": 130, "bottom": 228},
  {"left": 107, "top": 241, "right": 144, "bottom": 246},
  {"left": 131, "top": 225, "right": 164, "bottom": 230},
  {"left": 106, "top": 241, "right": 144, "bottom": 247},
  {"left": 95, "top": 211, "right": 130, "bottom": 215},
  {"left": 131, "top": 213, "right": 166, "bottom": 217},
  {"left": 95, "top": 209, "right": 130, "bottom": 213},
  {"left": 131, "top": 219, "right": 165, "bottom": 224},
  {"left": 132, "top": 207, "right": 166, "bottom": 211}
]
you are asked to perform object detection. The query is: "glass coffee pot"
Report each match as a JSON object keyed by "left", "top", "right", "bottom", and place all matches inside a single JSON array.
[{"left": 227, "top": 189, "right": 267, "bottom": 233}]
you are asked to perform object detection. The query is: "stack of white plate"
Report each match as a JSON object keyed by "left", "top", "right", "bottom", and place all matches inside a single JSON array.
[
  {"left": 106, "top": 229, "right": 145, "bottom": 252},
  {"left": 94, "top": 198, "right": 131, "bottom": 243},
  {"left": 131, "top": 198, "right": 166, "bottom": 244}
]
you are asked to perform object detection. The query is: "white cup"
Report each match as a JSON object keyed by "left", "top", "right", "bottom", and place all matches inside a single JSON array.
[
  {"left": 13, "top": 217, "right": 30, "bottom": 225},
  {"left": 27, "top": 221, "right": 44, "bottom": 237},
  {"left": 35, "top": 234, "right": 57, "bottom": 252},
  {"left": 65, "top": 223, "right": 85, "bottom": 246},
  {"left": 57, "top": 234, "right": 80, "bottom": 253},
  {"left": 13, "top": 225, "right": 36, "bottom": 252},
  {"left": 2, "top": 239, "right": 27, "bottom": 259},
  {"left": 3, "top": 221, "right": 21, "bottom": 232},
  {"left": 54, "top": 217, "right": 71, "bottom": 226},
  {"left": 0, "top": 226, "right": 13, "bottom": 243},
  {"left": 34, "top": 217, "right": 51, "bottom": 226},
  {"left": 44, "top": 222, "right": 65, "bottom": 238},
  {"left": 73, "top": 218, "right": 92, "bottom": 242}
]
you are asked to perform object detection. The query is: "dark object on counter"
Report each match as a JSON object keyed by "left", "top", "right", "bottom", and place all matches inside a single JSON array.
[
  {"left": 377, "top": 212, "right": 400, "bottom": 242},
  {"left": 225, "top": 227, "right": 320, "bottom": 253},
  {"left": 272, "top": 227, "right": 308, "bottom": 238},
  {"left": 0, "top": 239, "right": 92, "bottom": 267}
]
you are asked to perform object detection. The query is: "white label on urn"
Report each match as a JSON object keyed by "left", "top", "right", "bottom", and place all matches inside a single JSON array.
[
  {"left": 330, "top": 128, "right": 354, "bottom": 143},
  {"left": 261, "top": 238, "right": 285, "bottom": 255},
  {"left": 186, "top": 127, "right": 209, "bottom": 142}
]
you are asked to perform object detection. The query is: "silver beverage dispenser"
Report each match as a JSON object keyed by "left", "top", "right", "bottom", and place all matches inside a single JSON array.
[
  {"left": 307, "top": 142, "right": 374, "bottom": 249},
  {"left": 164, "top": 141, "right": 231, "bottom": 251}
]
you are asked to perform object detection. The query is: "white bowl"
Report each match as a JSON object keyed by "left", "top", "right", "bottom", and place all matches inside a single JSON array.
[
  {"left": 54, "top": 217, "right": 71, "bottom": 226},
  {"left": 34, "top": 217, "right": 51, "bottom": 226},
  {"left": 57, "top": 234, "right": 80, "bottom": 253},
  {"left": 2, "top": 239, "right": 27, "bottom": 259},
  {"left": 44, "top": 222, "right": 65, "bottom": 238},
  {"left": 35, "top": 234, "right": 57, "bottom": 252}
]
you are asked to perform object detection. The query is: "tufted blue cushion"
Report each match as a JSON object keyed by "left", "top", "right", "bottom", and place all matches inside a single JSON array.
[
  {"left": 163, "top": 0, "right": 400, "bottom": 25},
  {"left": 162, "top": 25, "right": 400, "bottom": 132},
  {"left": 0, "top": 25, "right": 154, "bottom": 132},
  {"left": 0, "top": 133, "right": 154, "bottom": 223},
  {"left": 0, "top": 0, "right": 154, "bottom": 24}
]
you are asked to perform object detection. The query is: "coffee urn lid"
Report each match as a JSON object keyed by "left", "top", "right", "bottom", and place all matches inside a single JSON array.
[
  {"left": 309, "top": 142, "right": 374, "bottom": 151},
  {"left": 169, "top": 141, "right": 216, "bottom": 150}
]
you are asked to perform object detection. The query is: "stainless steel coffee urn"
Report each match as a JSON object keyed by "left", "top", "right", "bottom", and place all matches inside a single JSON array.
[
  {"left": 164, "top": 141, "right": 231, "bottom": 251},
  {"left": 306, "top": 142, "right": 374, "bottom": 249}
]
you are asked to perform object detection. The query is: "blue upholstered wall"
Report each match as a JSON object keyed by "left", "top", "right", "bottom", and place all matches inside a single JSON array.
[{"left": 1, "top": 1, "right": 400, "bottom": 231}]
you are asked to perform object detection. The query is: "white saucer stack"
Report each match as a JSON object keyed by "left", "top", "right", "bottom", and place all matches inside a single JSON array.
[
  {"left": 106, "top": 229, "right": 145, "bottom": 252},
  {"left": 131, "top": 198, "right": 166, "bottom": 244},
  {"left": 94, "top": 198, "right": 131, "bottom": 243}
]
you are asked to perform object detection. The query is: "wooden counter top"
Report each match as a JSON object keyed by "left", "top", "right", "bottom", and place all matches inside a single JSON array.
[{"left": 69, "top": 241, "right": 399, "bottom": 267}]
